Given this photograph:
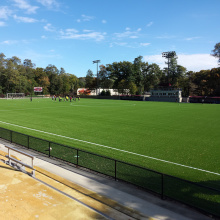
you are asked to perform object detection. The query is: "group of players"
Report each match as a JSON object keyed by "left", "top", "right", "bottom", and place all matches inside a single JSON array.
[{"left": 52, "top": 95, "right": 80, "bottom": 102}]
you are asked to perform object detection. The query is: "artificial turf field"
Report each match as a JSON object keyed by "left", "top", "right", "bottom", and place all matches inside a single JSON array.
[{"left": 0, "top": 97, "right": 219, "bottom": 189}]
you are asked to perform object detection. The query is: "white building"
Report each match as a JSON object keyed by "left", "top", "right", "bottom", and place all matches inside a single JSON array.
[
  {"left": 146, "top": 88, "right": 182, "bottom": 102},
  {"left": 77, "top": 88, "right": 121, "bottom": 96}
]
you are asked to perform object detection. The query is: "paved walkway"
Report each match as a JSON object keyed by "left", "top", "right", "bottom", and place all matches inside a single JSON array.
[{"left": 0, "top": 141, "right": 212, "bottom": 220}]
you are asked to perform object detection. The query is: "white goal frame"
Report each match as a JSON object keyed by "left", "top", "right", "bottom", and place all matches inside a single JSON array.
[{"left": 7, "top": 93, "right": 25, "bottom": 99}]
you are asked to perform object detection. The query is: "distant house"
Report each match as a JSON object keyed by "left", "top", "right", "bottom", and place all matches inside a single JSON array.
[{"left": 77, "top": 88, "right": 122, "bottom": 96}]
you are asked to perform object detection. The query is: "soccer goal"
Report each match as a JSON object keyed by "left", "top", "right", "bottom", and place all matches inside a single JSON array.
[{"left": 7, "top": 93, "right": 25, "bottom": 99}]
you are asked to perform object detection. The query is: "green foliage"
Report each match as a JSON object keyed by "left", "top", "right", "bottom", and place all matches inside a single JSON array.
[
  {"left": 100, "top": 90, "right": 106, "bottom": 96},
  {"left": 0, "top": 48, "right": 220, "bottom": 97},
  {"left": 0, "top": 54, "right": 79, "bottom": 95},
  {"left": 211, "top": 42, "right": 220, "bottom": 64},
  {"left": 85, "top": 69, "right": 96, "bottom": 90},
  {"left": 100, "top": 90, "right": 111, "bottom": 96},
  {"left": 105, "top": 90, "right": 111, "bottom": 96}
]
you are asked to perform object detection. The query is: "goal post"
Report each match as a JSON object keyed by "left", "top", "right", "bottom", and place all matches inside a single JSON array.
[{"left": 7, "top": 93, "right": 25, "bottom": 99}]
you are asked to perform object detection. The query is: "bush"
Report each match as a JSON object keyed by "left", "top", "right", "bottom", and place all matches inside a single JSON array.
[
  {"left": 100, "top": 90, "right": 106, "bottom": 96},
  {"left": 106, "top": 90, "right": 111, "bottom": 96}
]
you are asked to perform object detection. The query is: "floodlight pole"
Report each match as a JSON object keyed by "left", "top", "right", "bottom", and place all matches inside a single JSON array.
[
  {"left": 93, "top": 60, "right": 100, "bottom": 96},
  {"left": 162, "top": 51, "right": 176, "bottom": 84}
]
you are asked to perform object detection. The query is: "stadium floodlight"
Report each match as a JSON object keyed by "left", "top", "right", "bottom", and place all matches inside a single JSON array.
[
  {"left": 93, "top": 60, "right": 101, "bottom": 96},
  {"left": 162, "top": 51, "right": 177, "bottom": 83}
]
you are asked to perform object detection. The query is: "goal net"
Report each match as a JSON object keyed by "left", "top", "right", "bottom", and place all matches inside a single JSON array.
[{"left": 7, "top": 93, "right": 25, "bottom": 99}]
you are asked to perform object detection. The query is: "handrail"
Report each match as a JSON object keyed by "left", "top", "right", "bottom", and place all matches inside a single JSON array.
[
  {"left": 0, "top": 127, "right": 220, "bottom": 218},
  {"left": 4, "top": 145, "right": 35, "bottom": 177}
]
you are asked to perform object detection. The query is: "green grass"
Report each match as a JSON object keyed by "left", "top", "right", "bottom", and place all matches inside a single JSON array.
[{"left": 0, "top": 98, "right": 220, "bottom": 189}]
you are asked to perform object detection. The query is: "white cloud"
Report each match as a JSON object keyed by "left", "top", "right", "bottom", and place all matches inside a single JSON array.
[
  {"left": 12, "top": 0, "right": 39, "bottom": 14},
  {"left": 0, "top": 6, "right": 12, "bottom": 19},
  {"left": 83, "top": 29, "right": 93, "bottom": 32},
  {"left": 184, "top": 37, "right": 201, "bottom": 41},
  {"left": 44, "top": 23, "right": 56, "bottom": 31},
  {"left": 102, "top": 19, "right": 107, "bottom": 24},
  {"left": 147, "top": 21, "right": 153, "bottom": 27},
  {"left": 0, "top": 21, "right": 6, "bottom": 26},
  {"left": 13, "top": 14, "right": 38, "bottom": 23},
  {"left": 0, "top": 40, "right": 18, "bottom": 45},
  {"left": 114, "top": 28, "right": 141, "bottom": 39},
  {"left": 36, "top": 0, "right": 59, "bottom": 9},
  {"left": 143, "top": 54, "right": 218, "bottom": 71},
  {"left": 156, "top": 34, "right": 176, "bottom": 39},
  {"left": 140, "top": 43, "right": 150, "bottom": 47},
  {"left": 77, "top": 14, "right": 94, "bottom": 22},
  {"left": 65, "top": 28, "right": 78, "bottom": 33},
  {"left": 60, "top": 29, "right": 106, "bottom": 41}
]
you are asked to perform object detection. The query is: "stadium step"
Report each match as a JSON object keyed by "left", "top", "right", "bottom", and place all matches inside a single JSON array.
[
  {"left": 0, "top": 148, "right": 151, "bottom": 219},
  {"left": 34, "top": 166, "right": 149, "bottom": 220}
]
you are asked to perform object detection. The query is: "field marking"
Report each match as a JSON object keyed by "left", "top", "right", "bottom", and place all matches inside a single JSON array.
[
  {"left": 69, "top": 103, "right": 136, "bottom": 107},
  {"left": 0, "top": 106, "right": 69, "bottom": 112},
  {"left": 0, "top": 120, "right": 219, "bottom": 176}
]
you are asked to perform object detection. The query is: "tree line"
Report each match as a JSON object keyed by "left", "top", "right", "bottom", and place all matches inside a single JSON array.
[
  {"left": 86, "top": 56, "right": 220, "bottom": 97},
  {"left": 0, "top": 53, "right": 81, "bottom": 96},
  {"left": 0, "top": 42, "right": 220, "bottom": 97}
]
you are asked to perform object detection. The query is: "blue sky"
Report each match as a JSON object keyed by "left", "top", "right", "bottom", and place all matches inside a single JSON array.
[{"left": 0, "top": 0, "right": 219, "bottom": 77}]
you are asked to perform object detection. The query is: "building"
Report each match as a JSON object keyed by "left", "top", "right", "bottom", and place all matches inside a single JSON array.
[
  {"left": 146, "top": 84, "right": 182, "bottom": 102},
  {"left": 77, "top": 88, "right": 121, "bottom": 96}
]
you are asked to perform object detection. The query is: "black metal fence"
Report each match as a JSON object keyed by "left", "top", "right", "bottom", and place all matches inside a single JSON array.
[{"left": 0, "top": 127, "right": 219, "bottom": 218}]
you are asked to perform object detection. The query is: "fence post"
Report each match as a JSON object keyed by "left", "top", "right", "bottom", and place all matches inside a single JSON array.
[
  {"left": 10, "top": 130, "right": 12, "bottom": 143},
  {"left": 161, "top": 174, "right": 165, "bottom": 200},
  {"left": 49, "top": 142, "right": 51, "bottom": 157},
  {"left": 115, "top": 160, "right": 117, "bottom": 181},
  {"left": 77, "top": 149, "right": 79, "bottom": 166},
  {"left": 28, "top": 136, "right": 30, "bottom": 149}
]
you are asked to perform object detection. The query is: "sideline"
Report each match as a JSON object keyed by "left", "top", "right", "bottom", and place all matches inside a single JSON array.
[{"left": 0, "top": 120, "right": 220, "bottom": 176}]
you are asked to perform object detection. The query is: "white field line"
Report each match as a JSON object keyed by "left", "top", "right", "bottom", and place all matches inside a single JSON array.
[
  {"left": 0, "top": 120, "right": 219, "bottom": 176},
  {"left": 0, "top": 103, "right": 135, "bottom": 111},
  {"left": 0, "top": 106, "right": 69, "bottom": 112}
]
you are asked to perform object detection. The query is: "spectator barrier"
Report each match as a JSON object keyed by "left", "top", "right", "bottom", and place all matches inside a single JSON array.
[{"left": 0, "top": 127, "right": 219, "bottom": 218}]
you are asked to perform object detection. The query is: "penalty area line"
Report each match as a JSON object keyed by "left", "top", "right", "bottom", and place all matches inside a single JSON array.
[{"left": 0, "top": 120, "right": 219, "bottom": 176}]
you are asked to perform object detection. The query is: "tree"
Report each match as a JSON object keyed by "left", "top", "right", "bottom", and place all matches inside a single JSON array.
[
  {"left": 44, "top": 65, "right": 59, "bottom": 95},
  {"left": 78, "top": 77, "right": 86, "bottom": 88},
  {"left": 99, "top": 65, "right": 114, "bottom": 89},
  {"left": 133, "top": 56, "right": 148, "bottom": 94},
  {"left": 143, "top": 63, "right": 162, "bottom": 92},
  {"left": 206, "top": 68, "right": 220, "bottom": 96},
  {"left": 127, "top": 81, "right": 137, "bottom": 95},
  {"left": 211, "top": 42, "right": 220, "bottom": 65},
  {"left": 85, "top": 69, "right": 96, "bottom": 90},
  {"left": 69, "top": 74, "right": 78, "bottom": 94},
  {"left": 107, "top": 61, "right": 134, "bottom": 90},
  {"left": 0, "top": 53, "right": 6, "bottom": 69},
  {"left": 60, "top": 73, "right": 71, "bottom": 95}
]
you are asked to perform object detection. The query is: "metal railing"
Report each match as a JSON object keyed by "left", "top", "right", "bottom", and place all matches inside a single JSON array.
[
  {"left": 0, "top": 126, "right": 219, "bottom": 218},
  {"left": 4, "top": 144, "right": 35, "bottom": 177}
]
